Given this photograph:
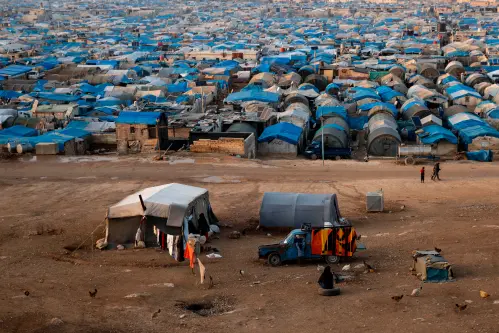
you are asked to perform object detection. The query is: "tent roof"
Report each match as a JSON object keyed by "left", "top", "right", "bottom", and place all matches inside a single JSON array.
[{"left": 107, "top": 183, "right": 208, "bottom": 219}]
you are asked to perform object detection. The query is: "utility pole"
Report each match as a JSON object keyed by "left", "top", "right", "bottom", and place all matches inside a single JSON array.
[{"left": 321, "top": 116, "right": 325, "bottom": 167}]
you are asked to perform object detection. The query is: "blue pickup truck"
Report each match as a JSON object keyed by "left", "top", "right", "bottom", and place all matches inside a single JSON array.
[
  {"left": 304, "top": 141, "right": 352, "bottom": 160},
  {"left": 258, "top": 224, "right": 365, "bottom": 266}
]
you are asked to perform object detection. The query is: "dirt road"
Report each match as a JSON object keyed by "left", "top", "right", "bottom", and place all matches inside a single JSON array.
[{"left": 0, "top": 154, "right": 498, "bottom": 333}]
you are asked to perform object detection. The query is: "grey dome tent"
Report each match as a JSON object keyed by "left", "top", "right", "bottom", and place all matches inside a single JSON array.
[{"left": 259, "top": 192, "right": 342, "bottom": 228}]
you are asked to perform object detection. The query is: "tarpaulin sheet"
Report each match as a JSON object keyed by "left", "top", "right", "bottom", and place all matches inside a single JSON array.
[{"left": 258, "top": 122, "right": 302, "bottom": 145}]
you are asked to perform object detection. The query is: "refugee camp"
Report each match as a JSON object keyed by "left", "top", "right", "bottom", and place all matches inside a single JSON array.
[{"left": 1, "top": 0, "right": 499, "bottom": 332}]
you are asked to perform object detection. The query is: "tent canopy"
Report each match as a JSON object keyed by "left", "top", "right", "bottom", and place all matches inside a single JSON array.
[
  {"left": 259, "top": 192, "right": 342, "bottom": 228},
  {"left": 108, "top": 183, "right": 208, "bottom": 227}
]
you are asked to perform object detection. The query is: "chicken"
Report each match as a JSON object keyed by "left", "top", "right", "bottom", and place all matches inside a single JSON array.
[
  {"left": 208, "top": 276, "right": 214, "bottom": 289},
  {"left": 363, "top": 260, "right": 375, "bottom": 273},
  {"left": 480, "top": 290, "right": 490, "bottom": 298},
  {"left": 455, "top": 303, "right": 467, "bottom": 311},
  {"left": 151, "top": 309, "right": 161, "bottom": 319},
  {"left": 89, "top": 288, "right": 98, "bottom": 298},
  {"left": 391, "top": 295, "right": 404, "bottom": 302},
  {"left": 24, "top": 291, "right": 30, "bottom": 297},
  {"left": 434, "top": 247, "right": 442, "bottom": 253},
  {"left": 410, "top": 286, "right": 422, "bottom": 297}
]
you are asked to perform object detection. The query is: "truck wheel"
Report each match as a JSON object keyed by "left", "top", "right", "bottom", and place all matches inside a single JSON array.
[
  {"left": 310, "top": 154, "right": 318, "bottom": 160},
  {"left": 318, "top": 287, "right": 341, "bottom": 296},
  {"left": 324, "top": 255, "right": 340, "bottom": 264},
  {"left": 268, "top": 253, "right": 282, "bottom": 266},
  {"left": 405, "top": 157, "right": 415, "bottom": 166}
]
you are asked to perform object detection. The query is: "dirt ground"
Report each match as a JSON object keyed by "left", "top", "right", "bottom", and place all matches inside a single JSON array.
[{"left": 0, "top": 154, "right": 499, "bottom": 333}]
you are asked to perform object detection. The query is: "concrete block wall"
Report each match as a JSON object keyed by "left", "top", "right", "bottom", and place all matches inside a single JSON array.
[{"left": 116, "top": 124, "right": 151, "bottom": 154}]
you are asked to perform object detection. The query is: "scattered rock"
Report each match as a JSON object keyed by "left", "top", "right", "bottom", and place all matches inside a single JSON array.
[
  {"left": 342, "top": 264, "right": 351, "bottom": 271},
  {"left": 266, "top": 233, "right": 272, "bottom": 237},
  {"left": 48, "top": 318, "right": 64, "bottom": 326},
  {"left": 465, "top": 300, "right": 473, "bottom": 304},
  {"left": 95, "top": 238, "right": 108, "bottom": 250},
  {"left": 228, "top": 231, "right": 241, "bottom": 239},
  {"left": 179, "top": 314, "right": 186, "bottom": 319},
  {"left": 306, "top": 282, "right": 310, "bottom": 285},
  {"left": 117, "top": 244, "right": 125, "bottom": 250},
  {"left": 493, "top": 300, "right": 499, "bottom": 305},
  {"left": 366, "top": 288, "right": 371, "bottom": 291},
  {"left": 148, "top": 283, "right": 174, "bottom": 288},
  {"left": 124, "top": 292, "right": 151, "bottom": 298},
  {"left": 353, "top": 264, "right": 364, "bottom": 270}
]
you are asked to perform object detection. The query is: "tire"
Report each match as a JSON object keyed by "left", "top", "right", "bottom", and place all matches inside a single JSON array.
[
  {"left": 318, "top": 287, "right": 341, "bottom": 296},
  {"left": 324, "top": 255, "right": 340, "bottom": 264},
  {"left": 267, "top": 253, "right": 282, "bottom": 266},
  {"left": 405, "top": 157, "right": 415, "bottom": 166},
  {"left": 310, "top": 154, "right": 318, "bottom": 160}
]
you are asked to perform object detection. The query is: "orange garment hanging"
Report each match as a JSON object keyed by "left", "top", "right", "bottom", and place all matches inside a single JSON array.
[{"left": 184, "top": 243, "right": 196, "bottom": 269}]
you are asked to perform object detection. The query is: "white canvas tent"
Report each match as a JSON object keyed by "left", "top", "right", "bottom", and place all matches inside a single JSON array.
[{"left": 106, "top": 183, "right": 215, "bottom": 246}]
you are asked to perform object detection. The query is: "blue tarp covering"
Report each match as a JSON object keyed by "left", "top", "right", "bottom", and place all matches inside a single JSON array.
[
  {"left": 226, "top": 91, "right": 279, "bottom": 103},
  {"left": 466, "top": 150, "right": 493, "bottom": 162},
  {"left": 0, "top": 65, "right": 32, "bottom": 78},
  {"left": 347, "top": 87, "right": 380, "bottom": 101},
  {"left": 316, "top": 106, "right": 347, "bottom": 120},
  {"left": 0, "top": 125, "right": 37, "bottom": 137},
  {"left": 359, "top": 102, "right": 398, "bottom": 117},
  {"left": 30, "top": 92, "right": 80, "bottom": 102},
  {"left": 116, "top": 111, "right": 162, "bottom": 125},
  {"left": 0, "top": 90, "right": 22, "bottom": 99},
  {"left": 7, "top": 128, "right": 90, "bottom": 151},
  {"left": 348, "top": 116, "right": 369, "bottom": 130},
  {"left": 418, "top": 125, "right": 458, "bottom": 144},
  {"left": 376, "top": 86, "right": 404, "bottom": 102},
  {"left": 258, "top": 122, "right": 303, "bottom": 145}
]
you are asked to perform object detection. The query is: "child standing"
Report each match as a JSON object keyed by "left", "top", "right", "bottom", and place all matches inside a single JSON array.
[{"left": 420, "top": 167, "right": 425, "bottom": 183}]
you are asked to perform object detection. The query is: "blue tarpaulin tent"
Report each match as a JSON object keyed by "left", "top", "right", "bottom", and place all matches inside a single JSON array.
[
  {"left": 466, "top": 150, "right": 493, "bottom": 162},
  {"left": 418, "top": 125, "right": 458, "bottom": 144},
  {"left": 226, "top": 91, "right": 279, "bottom": 104},
  {"left": 116, "top": 112, "right": 162, "bottom": 125},
  {"left": 258, "top": 123, "right": 303, "bottom": 145}
]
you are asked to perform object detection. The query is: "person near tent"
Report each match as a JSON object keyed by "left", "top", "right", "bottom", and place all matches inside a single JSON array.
[
  {"left": 295, "top": 234, "right": 306, "bottom": 266},
  {"left": 318, "top": 266, "right": 334, "bottom": 289},
  {"left": 431, "top": 162, "right": 441, "bottom": 181},
  {"left": 420, "top": 166, "right": 425, "bottom": 183}
]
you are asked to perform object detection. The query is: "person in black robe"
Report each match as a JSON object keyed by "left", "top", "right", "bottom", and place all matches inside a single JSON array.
[{"left": 318, "top": 266, "right": 334, "bottom": 289}]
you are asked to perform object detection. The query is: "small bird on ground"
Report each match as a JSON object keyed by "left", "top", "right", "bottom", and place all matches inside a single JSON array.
[
  {"left": 410, "top": 286, "right": 422, "bottom": 297},
  {"left": 455, "top": 303, "right": 468, "bottom": 312},
  {"left": 89, "top": 288, "right": 98, "bottom": 298},
  {"left": 24, "top": 291, "right": 30, "bottom": 297},
  {"left": 363, "top": 260, "right": 375, "bottom": 273},
  {"left": 208, "top": 276, "right": 214, "bottom": 289},
  {"left": 480, "top": 290, "right": 490, "bottom": 298},
  {"left": 391, "top": 295, "right": 404, "bottom": 302},
  {"left": 239, "top": 270, "right": 245, "bottom": 276},
  {"left": 151, "top": 309, "right": 161, "bottom": 319},
  {"left": 434, "top": 247, "right": 442, "bottom": 253}
]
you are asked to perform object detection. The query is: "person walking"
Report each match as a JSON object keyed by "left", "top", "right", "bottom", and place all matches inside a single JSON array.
[
  {"left": 434, "top": 162, "right": 441, "bottom": 180},
  {"left": 420, "top": 166, "right": 425, "bottom": 183}
]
